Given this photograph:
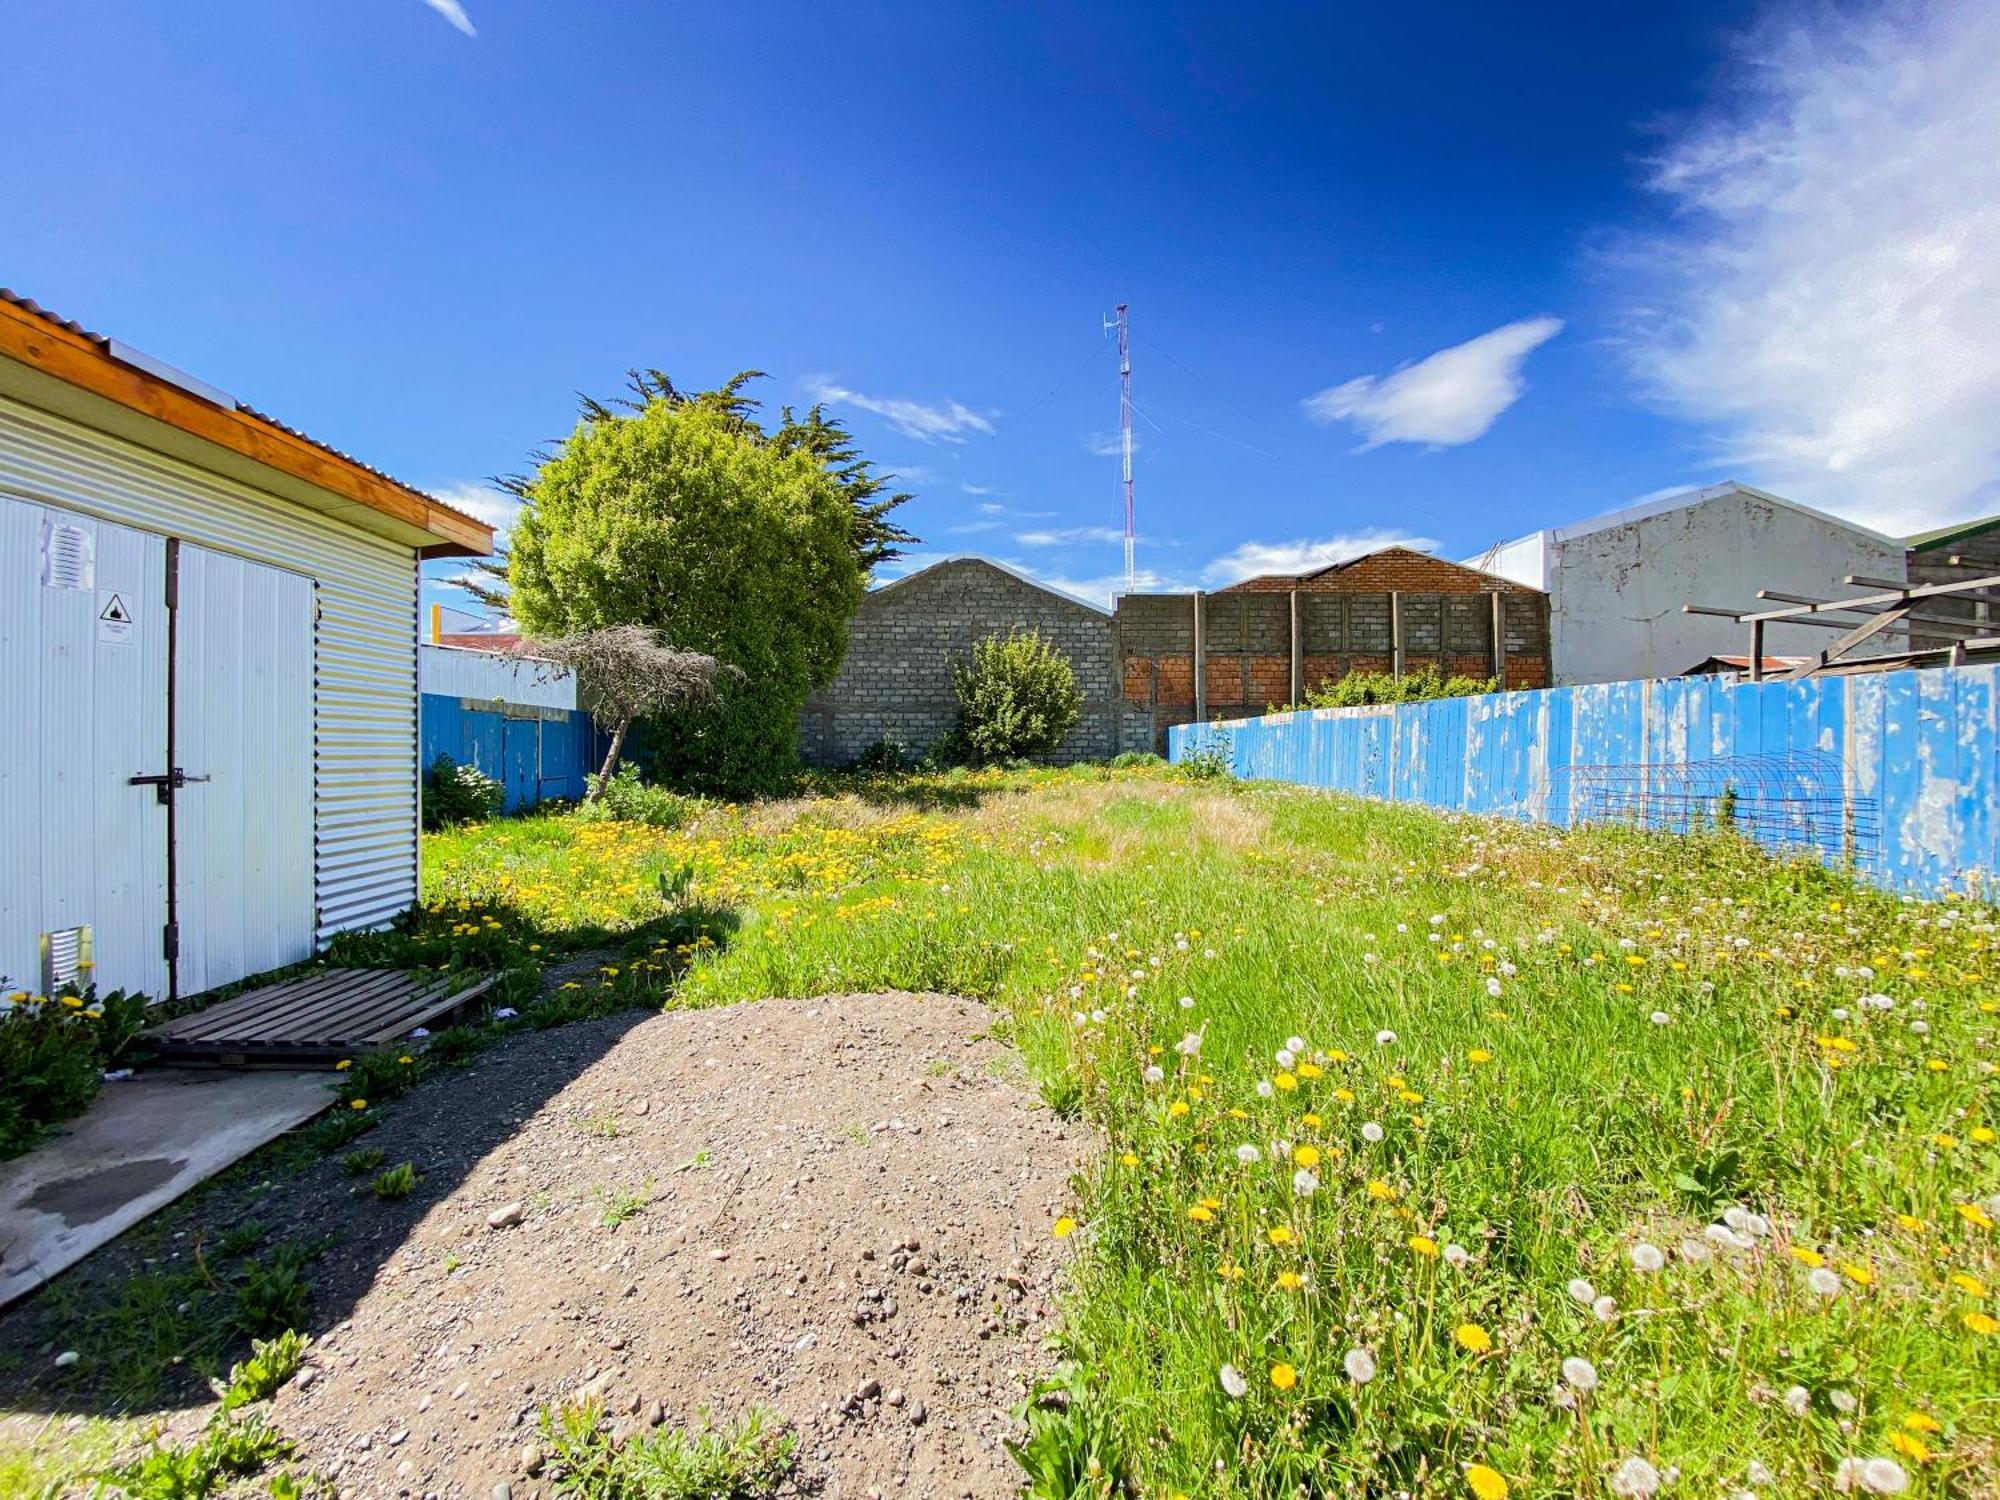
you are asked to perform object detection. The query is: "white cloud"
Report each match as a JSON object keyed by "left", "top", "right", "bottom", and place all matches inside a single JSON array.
[
  {"left": 429, "top": 482, "right": 521, "bottom": 543},
  {"left": 422, "top": 0, "right": 476, "bottom": 36},
  {"left": 805, "top": 379, "right": 994, "bottom": 443},
  {"left": 946, "top": 519, "right": 1006, "bottom": 535},
  {"left": 1029, "top": 567, "right": 1183, "bottom": 610},
  {"left": 1084, "top": 431, "right": 1139, "bottom": 458},
  {"left": 962, "top": 482, "right": 994, "bottom": 496},
  {"left": 1199, "top": 529, "right": 1440, "bottom": 587},
  {"left": 976, "top": 501, "right": 1005, "bottom": 515},
  {"left": 1303, "top": 317, "right": 1563, "bottom": 447},
  {"left": 1015, "top": 525, "right": 1128, "bottom": 548},
  {"left": 1618, "top": 2, "right": 2000, "bottom": 534}
]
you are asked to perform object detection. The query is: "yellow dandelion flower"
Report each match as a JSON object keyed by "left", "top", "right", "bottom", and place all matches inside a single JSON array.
[
  {"left": 1948, "top": 1273, "right": 1987, "bottom": 1297},
  {"left": 335, "top": 1059, "right": 353, "bottom": 1071},
  {"left": 1296, "top": 1062, "right": 1323, "bottom": 1080},
  {"left": 1934, "top": 1133, "right": 1960, "bottom": 1150},
  {"left": 1409, "top": 1234, "right": 1440, "bottom": 1258},
  {"left": 1888, "top": 1432, "right": 1930, "bottom": 1462},
  {"left": 1169, "top": 1101, "right": 1190, "bottom": 1119},
  {"left": 1301, "top": 1112, "right": 1323, "bottom": 1128},
  {"left": 1467, "top": 1048, "right": 1493, "bottom": 1065},
  {"left": 397, "top": 1055, "right": 414, "bottom": 1065},
  {"left": 1367, "top": 1180, "right": 1397, "bottom": 1201},
  {"left": 1187, "top": 1205, "right": 1214, "bottom": 1224},
  {"left": 1293, "top": 1145, "right": 1322, "bottom": 1169},
  {"left": 1268, "top": 1363, "right": 1297, "bottom": 1391},
  {"left": 1789, "top": 1246, "right": 1825, "bottom": 1268},
  {"left": 1464, "top": 1464, "right": 1510, "bottom": 1500},
  {"left": 1454, "top": 1323, "right": 1492, "bottom": 1354},
  {"left": 1268, "top": 1226, "right": 1294, "bottom": 1246},
  {"left": 1333, "top": 1088, "right": 1356, "bottom": 1104},
  {"left": 1901, "top": 1412, "right": 1942, "bottom": 1434},
  {"left": 1971, "top": 1126, "right": 1997, "bottom": 1145},
  {"left": 1842, "top": 1263, "right": 1874, "bottom": 1286},
  {"left": 1120, "top": 1152, "right": 1139, "bottom": 1168},
  {"left": 1897, "top": 1213, "right": 1928, "bottom": 1234},
  {"left": 350, "top": 1098, "right": 368, "bottom": 1111},
  {"left": 1052, "top": 1216, "right": 1077, "bottom": 1239},
  {"left": 1277, "top": 1271, "right": 1304, "bottom": 1291},
  {"left": 1955, "top": 1203, "right": 1995, "bottom": 1230},
  {"left": 1274, "top": 1072, "right": 1298, "bottom": 1092},
  {"left": 1926, "top": 1059, "right": 1948, "bottom": 1073},
  {"left": 1963, "top": 1311, "right": 1999, "bottom": 1336}
]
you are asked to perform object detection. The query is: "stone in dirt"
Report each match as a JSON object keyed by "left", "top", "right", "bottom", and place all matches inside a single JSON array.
[{"left": 487, "top": 1201, "right": 525, "bottom": 1229}]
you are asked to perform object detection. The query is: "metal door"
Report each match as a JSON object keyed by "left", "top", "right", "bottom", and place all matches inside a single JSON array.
[
  {"left": 170, "top": 542, "right": 315, "bottom": 997},
  {"left": 0, "top": 496, "right": 171, "bottom": 999}
]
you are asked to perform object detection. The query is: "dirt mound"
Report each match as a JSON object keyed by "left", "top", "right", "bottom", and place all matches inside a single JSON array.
[{"left": 263, "top": 992, "right": 1085, "bottom": 1498}]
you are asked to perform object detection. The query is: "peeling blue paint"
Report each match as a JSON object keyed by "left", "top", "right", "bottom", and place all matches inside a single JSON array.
[{"left": 1169, "top": 665, "right": 2000, "bottom": 900}]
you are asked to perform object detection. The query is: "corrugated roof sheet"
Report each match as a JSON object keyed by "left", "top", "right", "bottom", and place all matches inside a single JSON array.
[
  {"left": 1906, "top": 513, "right": 2000, "bottom": 550},
  {"left": 0, "top": 287, "right": 482, "bottom": 532}
]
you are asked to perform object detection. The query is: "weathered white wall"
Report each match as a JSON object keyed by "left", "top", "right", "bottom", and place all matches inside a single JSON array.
[
  {"left": 1467, "top": 531, "right": 1550, "bottom": 592},
  {"left": 1546, "top": 490, "right": 1908, "bottom": 683}
]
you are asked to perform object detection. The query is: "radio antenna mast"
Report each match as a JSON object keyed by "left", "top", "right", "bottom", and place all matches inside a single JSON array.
[{"left": 1114, "top": 303, "right": 1135, "bottom": 594}]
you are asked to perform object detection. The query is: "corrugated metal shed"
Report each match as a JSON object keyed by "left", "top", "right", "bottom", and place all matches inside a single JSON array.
[{"left": 0, "top": 394, "right": 424, "bottom": 949}]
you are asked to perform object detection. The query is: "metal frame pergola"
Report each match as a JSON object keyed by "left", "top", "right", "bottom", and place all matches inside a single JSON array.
[{"left": 1684, "top": 557, "right": 2000, "bottom": 680}]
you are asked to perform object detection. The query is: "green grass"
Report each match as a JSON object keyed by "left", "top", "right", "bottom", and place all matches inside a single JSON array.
[
  {"left": 420, "top": 768, "right": 2000, "bottom": 1494},
  {"left": 537, "top": 1399, "right": 795, "bottom": 1499}
]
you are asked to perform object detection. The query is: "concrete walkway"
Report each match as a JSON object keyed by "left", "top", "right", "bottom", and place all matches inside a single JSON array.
[{"left": 0, "top": 1070, "right": 332, "bottom": 1308}]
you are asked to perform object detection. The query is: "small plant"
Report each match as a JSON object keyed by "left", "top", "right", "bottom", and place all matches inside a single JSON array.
[
  {"left": 582, "top": 1110, "right": 620, "bottom": 1140},
  {"left": 856, "top": 735, "right": 911, "bottom": 773},
  {"left": 948, "top": 629, "right": 1084, "bottom": 765},
  {"left": 339, "top": 1148, "right": 386, "bottom": 1177},
  {"left": 597, "top": 1182, "right": 652, "bottom": 1227},
  {"left": 370, "top": 1162, "right": 418, "bottom": 1200},
  {"left": 233, "top": 1244, "right": 314, "bottom": 1340},
  {"left": 1006, "top": 1364, "right": 1128, "bottom": 1500},
  {"left": 656, "top": 861, "right": 695, "bottom": 909},
  {"left": 99, "top": 1408, "right": 293, "bottom": 1500},
  {"left": 421, "top": 753, "right": 503, "bottom": 831},
  {"left": 0, "top": 984, "right": 150, "bottom": 1159},
  {"left": 443, "top": 1252, "right": 462, "bottom": 1273},
  {"left": 214, "top": 1330, "right": 308, "bottom": 1413},
  {"left": 538, "top": 1398, "right": 795, "bottom": 1499},
  {"left": 1107, "top": 749, "right": 1163, "bottom": 768},
  {"left": 1173, "top": 741, "right": 1231, "bottom": 781},
  {"left": 575, "top": 767, "right": 697, "bottom": 828}
]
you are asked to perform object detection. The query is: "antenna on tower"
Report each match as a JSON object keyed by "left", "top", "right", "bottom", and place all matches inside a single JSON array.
[{"left": 1102, "top": 302, "right": 1135, "bottom": 596}]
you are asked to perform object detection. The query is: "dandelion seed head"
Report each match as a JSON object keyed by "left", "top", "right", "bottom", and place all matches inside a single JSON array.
[
  {"left": 1343, "top": 1347, "right": 1377, "bottom": 1384},
  {"left": 1561, "top": 1356, "right": 1598, "bottom": 1392}
]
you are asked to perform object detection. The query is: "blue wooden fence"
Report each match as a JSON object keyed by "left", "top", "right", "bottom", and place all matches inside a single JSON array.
[
  {"left": 1167, "top": 663, "right": 2000, "bottom": 899},
  {"left": 421, "top": 695, "right": 600, "bottom": 812}
]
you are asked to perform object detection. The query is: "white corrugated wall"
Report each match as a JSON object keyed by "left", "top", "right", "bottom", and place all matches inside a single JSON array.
[
  {"left": 0, "top": 392, "right": 420, "bottom": 944},
  {"left": 419, "top": 644, "right": 577, "bottom": 711}
]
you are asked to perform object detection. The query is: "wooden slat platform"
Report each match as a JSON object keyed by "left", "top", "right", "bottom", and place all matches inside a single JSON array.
[{"left": 142, "top": 968, "right": 501, "bottom": 1067}]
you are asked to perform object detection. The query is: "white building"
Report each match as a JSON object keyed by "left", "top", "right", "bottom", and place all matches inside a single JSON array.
[
  {"left": 1468, "top": 482, "right": 1908, "bottom": 685},
  {"left": 0, "top": 289, "right": 491, "bottom": 1002}
]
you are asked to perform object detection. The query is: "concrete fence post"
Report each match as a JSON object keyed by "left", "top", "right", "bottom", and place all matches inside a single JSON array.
[
  {"left": 1390, "top": 591, "right": 1404, "bottom": 679},
  {"left": 1289, "top": 590, "right": 1302, "bottom": 706},
  {"left": 1193, "top": 590, "right": 1207, "bottom": 720}
]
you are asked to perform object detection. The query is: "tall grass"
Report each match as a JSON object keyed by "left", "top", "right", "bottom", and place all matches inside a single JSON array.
[{"left": 429, "top": 770, "right": 2000, "bottom": 1496}]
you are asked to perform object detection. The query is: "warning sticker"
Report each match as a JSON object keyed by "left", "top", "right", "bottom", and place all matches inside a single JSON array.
[{"left": 97, "top": 590, "right": 135, "bottom": 646}]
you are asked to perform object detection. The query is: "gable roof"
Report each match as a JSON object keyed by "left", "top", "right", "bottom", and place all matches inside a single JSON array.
[
  {"left": 1221, "top": 545, "right": 1535, "bottom": 593},
  {"left": 1547, "top": 481, "right": 1901, "bottom": 550},
  {"left": 0, "top": 288, "right": 491, "bottom": 557},
  {"left": 1906, "top": 513, "right": 2000, "bottom": 552},
  {"left": 868, "top": 554, "right": 1112, "bottom": 616}
]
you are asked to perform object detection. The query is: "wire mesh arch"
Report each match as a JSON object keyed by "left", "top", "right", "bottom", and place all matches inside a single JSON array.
[{"left": 1541, "top": 750, "right": 1879, "bottom": 871}]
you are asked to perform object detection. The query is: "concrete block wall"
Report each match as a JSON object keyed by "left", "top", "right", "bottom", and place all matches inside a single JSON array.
[{"left": 798, "top": 557, "right": 1120, "bottom": 766}]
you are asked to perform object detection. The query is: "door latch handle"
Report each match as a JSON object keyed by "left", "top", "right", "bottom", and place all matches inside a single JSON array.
[{"left": 128, "top": 768, "right": 210, "bottom": 804}]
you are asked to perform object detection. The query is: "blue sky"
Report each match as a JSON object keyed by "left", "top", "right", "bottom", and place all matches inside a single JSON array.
[{"left": 6, "top": 1, "right": 1998, "bottom": 613}]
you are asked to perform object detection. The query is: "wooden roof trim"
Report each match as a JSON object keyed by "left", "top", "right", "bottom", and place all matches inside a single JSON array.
[{"left": 0, "top": 296, "right": 491, "bottom": 557}]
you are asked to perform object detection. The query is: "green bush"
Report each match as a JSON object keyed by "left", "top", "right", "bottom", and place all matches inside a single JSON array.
[
  {"left": 1108, "top": 750, "right": 1164, "bottom": 769},
  {"left": 574, "top": 767, "right": 696, "bottom": 828},
  {"left": 507, "top": 396, "right": 865, "bottom": 798},
  {"left": 1302, "top": 663, "right": 1496, "bottom": 708},
  {"left": 949, "top": 629, "right": 1084, "bottom": 765},
  {"left": 0, "top": 986, "right": 148, "bottom": 1159},
  {"left": 421, "top": 754, "right": 503, "bottom": 830},
  {"left": 856, "top": 735, "right": 911, "bottom": 773}
]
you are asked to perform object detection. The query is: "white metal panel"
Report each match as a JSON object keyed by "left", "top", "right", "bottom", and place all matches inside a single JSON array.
[
  {"left": 419, "top": 644, "right": 577, "bottom": 711},
  {"left": 173, "top": 544, "right": 315, "bottom": 996},
  {"left": 0, "top": 496, "right": 170, "bottom": 998},
  {"left": 0, "top": 393, "right": 420, "bottom": 948}
]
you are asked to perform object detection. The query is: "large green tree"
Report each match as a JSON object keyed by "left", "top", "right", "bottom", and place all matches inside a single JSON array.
[{"left": 506, "top": 394, "right": 863, "bottom": 794}]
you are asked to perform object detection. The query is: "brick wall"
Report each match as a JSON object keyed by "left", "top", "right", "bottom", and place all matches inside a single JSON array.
[
  {"left": 797, "top": 557, "right": 1120, "bottom": 766},
  {"left": 1117, "top": 559, "right": 1553, "bottom": 748},
  {"left": 801, "top": 550, "right": 1555, "bottom": 764}
]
